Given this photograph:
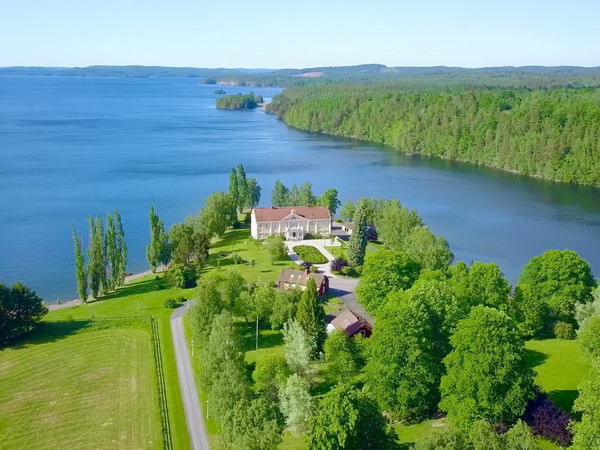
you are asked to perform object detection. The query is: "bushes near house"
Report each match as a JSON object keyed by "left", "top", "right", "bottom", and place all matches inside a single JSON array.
[{"left": 292, "top": 245, "right": 328, "bottom": 264}]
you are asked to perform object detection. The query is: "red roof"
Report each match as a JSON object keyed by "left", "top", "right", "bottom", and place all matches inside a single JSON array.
[{"left": 253, "top": 206, "right": 331, "bottom": 222}]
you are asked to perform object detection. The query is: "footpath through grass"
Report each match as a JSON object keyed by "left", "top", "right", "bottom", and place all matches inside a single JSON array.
[{"left": 0, "top": 320, "right": 160, "bottom": 450}]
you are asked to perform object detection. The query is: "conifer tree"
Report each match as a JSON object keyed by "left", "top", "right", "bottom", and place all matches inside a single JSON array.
[
  {"left": 72, "top": 225, "right": 87, "bottom": 302},
  {"left": 347, "top": 199, "right": 368, "bottom": 267},
  {"left": 114, "top": 207, "right": 127, "bottom": 286},
  {"left": 295, "top": 278, "right": 327, "bottom": 354}
]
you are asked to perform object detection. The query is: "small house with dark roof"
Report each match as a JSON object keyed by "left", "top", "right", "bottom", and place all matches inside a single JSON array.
[
  {"left": 327, "top": 309, "right": 373, "bottom": 338},
  {"left": 277, "top": 268, "right": 329, "bottom": 296},
  {"left": 251, "top": 206, "right": 331, "bottom": 240}
]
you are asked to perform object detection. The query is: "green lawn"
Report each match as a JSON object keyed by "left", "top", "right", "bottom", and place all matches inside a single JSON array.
[
  {"left": 46, "top": 275, "right": 194, "bottom": 450},
  {"left": 525, "top": 338, "right": 591, "bottom": 414},
  {"left": 205, "top": 229, "right": 296, "bottom": 283},
  {"left": 325, "top": 245, "right": 346, "bottom": 259},
  {"left": 0, "top": 321, "right": 160, "bottom": 450},
  {"left": 292, "top": 245, "right": 328, "bottom": 264}
]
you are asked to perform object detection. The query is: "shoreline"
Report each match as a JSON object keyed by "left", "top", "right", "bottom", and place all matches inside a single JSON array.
[{"left": 46, "top": 269, "right": 159, "bottom": 311}]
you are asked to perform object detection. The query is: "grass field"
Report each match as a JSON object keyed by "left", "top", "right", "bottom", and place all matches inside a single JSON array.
[
  {"left": 0, "top": 320, "right": 160, "bottom": 450},
  {"left": 46, "top": 275, "right": 194, "bottom": 450}
]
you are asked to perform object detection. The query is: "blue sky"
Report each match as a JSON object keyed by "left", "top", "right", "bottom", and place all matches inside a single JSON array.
[{"left": 1, "top": 0, "right": 598, "bottom": 68}]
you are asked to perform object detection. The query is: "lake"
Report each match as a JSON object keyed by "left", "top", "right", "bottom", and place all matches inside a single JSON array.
[{"left": 1, "top": 76, "right": 599, "bottom": 302}]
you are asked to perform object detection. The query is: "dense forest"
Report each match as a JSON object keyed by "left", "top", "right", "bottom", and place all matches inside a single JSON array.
[
  {"left": 266, "top": 85, "right": 600, "bottom": 186},
  {"left": 216, "top": 92, "right": 264, "bottom": 110}
]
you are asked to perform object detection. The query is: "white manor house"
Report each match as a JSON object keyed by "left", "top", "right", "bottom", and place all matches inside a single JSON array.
[{"left": 251, "top": 206, "right": 332, "bottom": 240}]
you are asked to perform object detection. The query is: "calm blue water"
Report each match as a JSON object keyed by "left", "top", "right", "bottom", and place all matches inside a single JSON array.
[{"left": 1, "top": 76, "right": 599, "bottom": 302}]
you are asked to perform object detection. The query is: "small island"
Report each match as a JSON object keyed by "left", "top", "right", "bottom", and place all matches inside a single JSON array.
[
  {"left": 216, "top": 92, "right": 264, "bottom": 110},
  {"left": 214, "top": 88, "right": 226, "bottom": 95}
]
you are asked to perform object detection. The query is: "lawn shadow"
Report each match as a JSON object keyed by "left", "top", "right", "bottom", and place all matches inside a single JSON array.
[
  {"left": 99, "top": 278, "right": 167, "bottom": 301},
  {"left": 3, "top": 320, "right": 93, "bottom": 350},
  {"left": 524, "top": 348, "right": 548, "bottom": 370},
  {"left": 549, "top": 389, "right": 580, "bottom": 417},
  {"left": 238, "top": 322, "right": 284, "bottom": 353}
]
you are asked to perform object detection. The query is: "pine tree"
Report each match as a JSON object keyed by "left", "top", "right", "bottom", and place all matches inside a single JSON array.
[
  {"left": 72, "top": 225, "right": 87, "bottom": 302},
  {"left": 347, "top": 199, "right": 368, "bottom": 267},
  {"left": 105, "top": 214, "right": 118, "bottom": 292},
  {"left": 295, "top": 278, "right": 327, "bottom": 354},
  {"left": 272, "top": 180, "right": 288, "bottom": 207},
  {"left": 237, "top": 163, "right": 248, "bottom": 213},
  {"left": 114, "top": 207, "right": 127, "bottom": 287}
]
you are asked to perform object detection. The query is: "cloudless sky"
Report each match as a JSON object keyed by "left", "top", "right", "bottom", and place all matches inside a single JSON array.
[{"left": 1, "top": 0, "right": 599, "bottom": 68}]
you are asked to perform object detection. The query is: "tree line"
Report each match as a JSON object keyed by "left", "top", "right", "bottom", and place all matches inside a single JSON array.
[
  {"left": 271, "top": 180, "right": 341, "bottom": 216},
  {"left": 266, "top": 85, "right": 600, "bottom": 187},
  {"left": 216, "top": 92, "right": 264, "bottom": 110},
  {"left": 72, "top": 208, "right": 127, "bottom": 301}
]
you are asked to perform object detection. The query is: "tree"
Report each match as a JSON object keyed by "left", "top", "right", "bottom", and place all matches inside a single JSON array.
[
  {"left": 339, "top": 200, "right": 355, "bottom": 222},
  {"left": 105, "top": 214, "right": 118, "bottom": 292},
  {"left": 523, "top": 390, "right": 573, "bottom": 446},
  {"left": 317, "top": 188, "right": 341, "bottom": 216},
  {"left": 356, "top": 250, "right": 420, "bottom": 312},
  {"left": 237, "top": 163, "right": 249, "bottom": 212},
  {"left": 169, "top": 222, "right": 209, "bottom": 267},
  {"left": 295, "top": 278, "right": 327, "bottom": 354},
  {"left": 72, "top": 225, "right": 87, "bottom": 302},
  {"left": 439, "top": 306, "right": 534, "bottom": 430},
  {"left": 229, "top": 168, "right": 240, "bottom": 211},
  {"left": 199, "top": 311, "right": 245, "bottom": 389},
  {"left": 287, "top": 184, "right": 300, "bottom": 206},
  {"left": 579, "top": 315, "right": 600, "bottom": 360},
  {"left": 269, "top": 289, "right": 300, "bottom": 330},
  {"left": 575, "top": 286, "right": 600, "bottom": 330},
  {"left": 346, "top": 198, "right": 369, "bottom": 267},
  {"left": 404, "top": 226, "right": 454, "bottom": 272},
  {"left": 414, "top": 425, "right": 468, "bottom": 450},
  {"left": 164, "top": 263, "right": 196, "bottom": 288},
  {"left": 216, "top": 269, "right": 247, "bottom": 310},
  {"left": 253, "top": 354, "right": 288, "bottom": 403},
  {"left": 571, "top": 363, "right": 600, "bottom": 450},
  {"left": 0, "top": 282, "right": 48, "bottom": 344},
  {"left": 221, "top": 397, "right": 283, "bottom": 450},
  {"left": 264, "top": 235, "right": 287, "bottom": 262},
  {"left": 511, "top": 283, "right": 548, "bottom": 338},
  {"left": 197, "top": 191, "right": 237, "bottom": 239},
  {"left": 366, "top": 298, "right": 442, "bottom": 421},
  {"left": 249, "top": 283, "right": 275, "bottom": 327},
  {"left": 374, "top": 199, "right": 422, "bottom": 252},
  {"left": 87, "top": 216, "right": 104, "bottom": 298},
  {"left": 208, "top": 359, "right": 251, "bottom": 421},
  {"left": 467, "top": 262, "right": 512, "bottom": 309},
  {"left": 282, "top": 320, "right": 316, "bottom": 378},
  {"left": 272, "top": 180, "right": 288, "bottom": 207},
  {"left": 324, "top": 330, "right": 358, "bottom": 382},
  {"left": 114, "top": 207, "right": 127, "bottom": 287},
  {"left": 307, "top": 384, "right": 397, "bottom": 450},
  {"left": 299, "top": 181, "right": 315, "bottom": 206},
  {"left": 518, "top": 249, "right": 596, "bottom": 322},
  {"left": 279, "top": 374, "right": 316, "bottom": 434},
  {"left": 188, "top": 277, "right": 225, "bottom": 346},
  {"left": 146, "top": 206, "right": 170, "bottom": 272},
  {"left": 246, "top": 177, "right": 261, "bottom": 209}
]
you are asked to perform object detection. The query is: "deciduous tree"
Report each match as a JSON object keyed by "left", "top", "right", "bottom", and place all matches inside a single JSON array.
[
  {"left": 279, "top": 373, "right": 316, "bottom": 434},
  {"left": 339, "top": 200, "right": 355, "bottom": 222},
  {"left": 146, "top": 206, "right": 170, "bottom": 272},
  {"left": 316, "top": 188, "right": 341, "bottom": 216},
  {"left": 72, "top": 225, "right": 87, "bottom": 302},
  {"left": 282, "top": 320, "right": 316, "bottom": 378},
  {"left": 0, "top": 282, "right": 48, "bottom": 344},
  {"left": 272, "top": 180, "right": 288, "bottom": 207}
]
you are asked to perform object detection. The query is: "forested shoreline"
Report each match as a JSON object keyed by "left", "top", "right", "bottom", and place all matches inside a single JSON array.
[{"left": 266, "top": 86, "right": 600, "bottom": 186}]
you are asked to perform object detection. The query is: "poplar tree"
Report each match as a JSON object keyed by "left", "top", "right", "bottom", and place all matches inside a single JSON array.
[
  {"left": 105, "top": 214, "right": 118, "bottom": 292},
  {"left": 347, "top": 199, "right": 368, "bottom": 267},
  {"left": 237, "top": 163, "right": 248, "bottom": 213},
  {"left": 146, "top": 205, "right": 170, "bottom": 272},
  {"left": 229, "top": 168, "right": 240, "bottom": 212},
  {"left": 114, "top": 207, "right": 127, "bottom": 286},
  {"left": 96, "top": 216, "right": 108, "bottom": 293},
  {"left": 295, "top": 278, "right": 327, "bottom": 354},
  {"left": 246, "top": 178, "right": 261, "bottom": 209},
  {"left": 72, "top": 225, "right": 87, "bottom": 302},
  {"left": 87, "top": 216, "right": 104, "bottom": 298}
]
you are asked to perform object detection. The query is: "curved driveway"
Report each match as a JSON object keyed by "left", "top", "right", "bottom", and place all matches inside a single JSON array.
[{"left": 171, "top": 301, "right": 210, "bottom": 450}]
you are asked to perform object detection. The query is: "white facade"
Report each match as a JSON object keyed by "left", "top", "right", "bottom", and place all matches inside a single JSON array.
[{"left": 251, "top": 209, "right": 332, "bottom": 240}]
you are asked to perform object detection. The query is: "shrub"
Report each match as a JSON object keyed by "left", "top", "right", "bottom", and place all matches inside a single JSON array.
[
  {"left": 292, "top": 245, "right": 328, "bottom": 264},
  {"left": 523, "top": 391, "right": 573, "bottom": 446},
  {"left": 164, "top": 263, "right": 197, "bottom": 289},
  {"left": 164, "top": 298, "right": 179, "bottom": 309},
  {"left": 354, "top": 265, "right": 363, "bottom": 276},
  {"left": 341, "top": 266, "right": 352, "bottom": 276},
  {"left": 309, "top": 265, "right": 319, "bottom": 273},
  {"left": 554, "top": 321, "right": 576, "bottom": 339},
  {"left": 231, "top": 253, "right": 245, "bottom": 265},
  {"left": 330, "top": 257, "right": 348, "bottom": 273}
]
